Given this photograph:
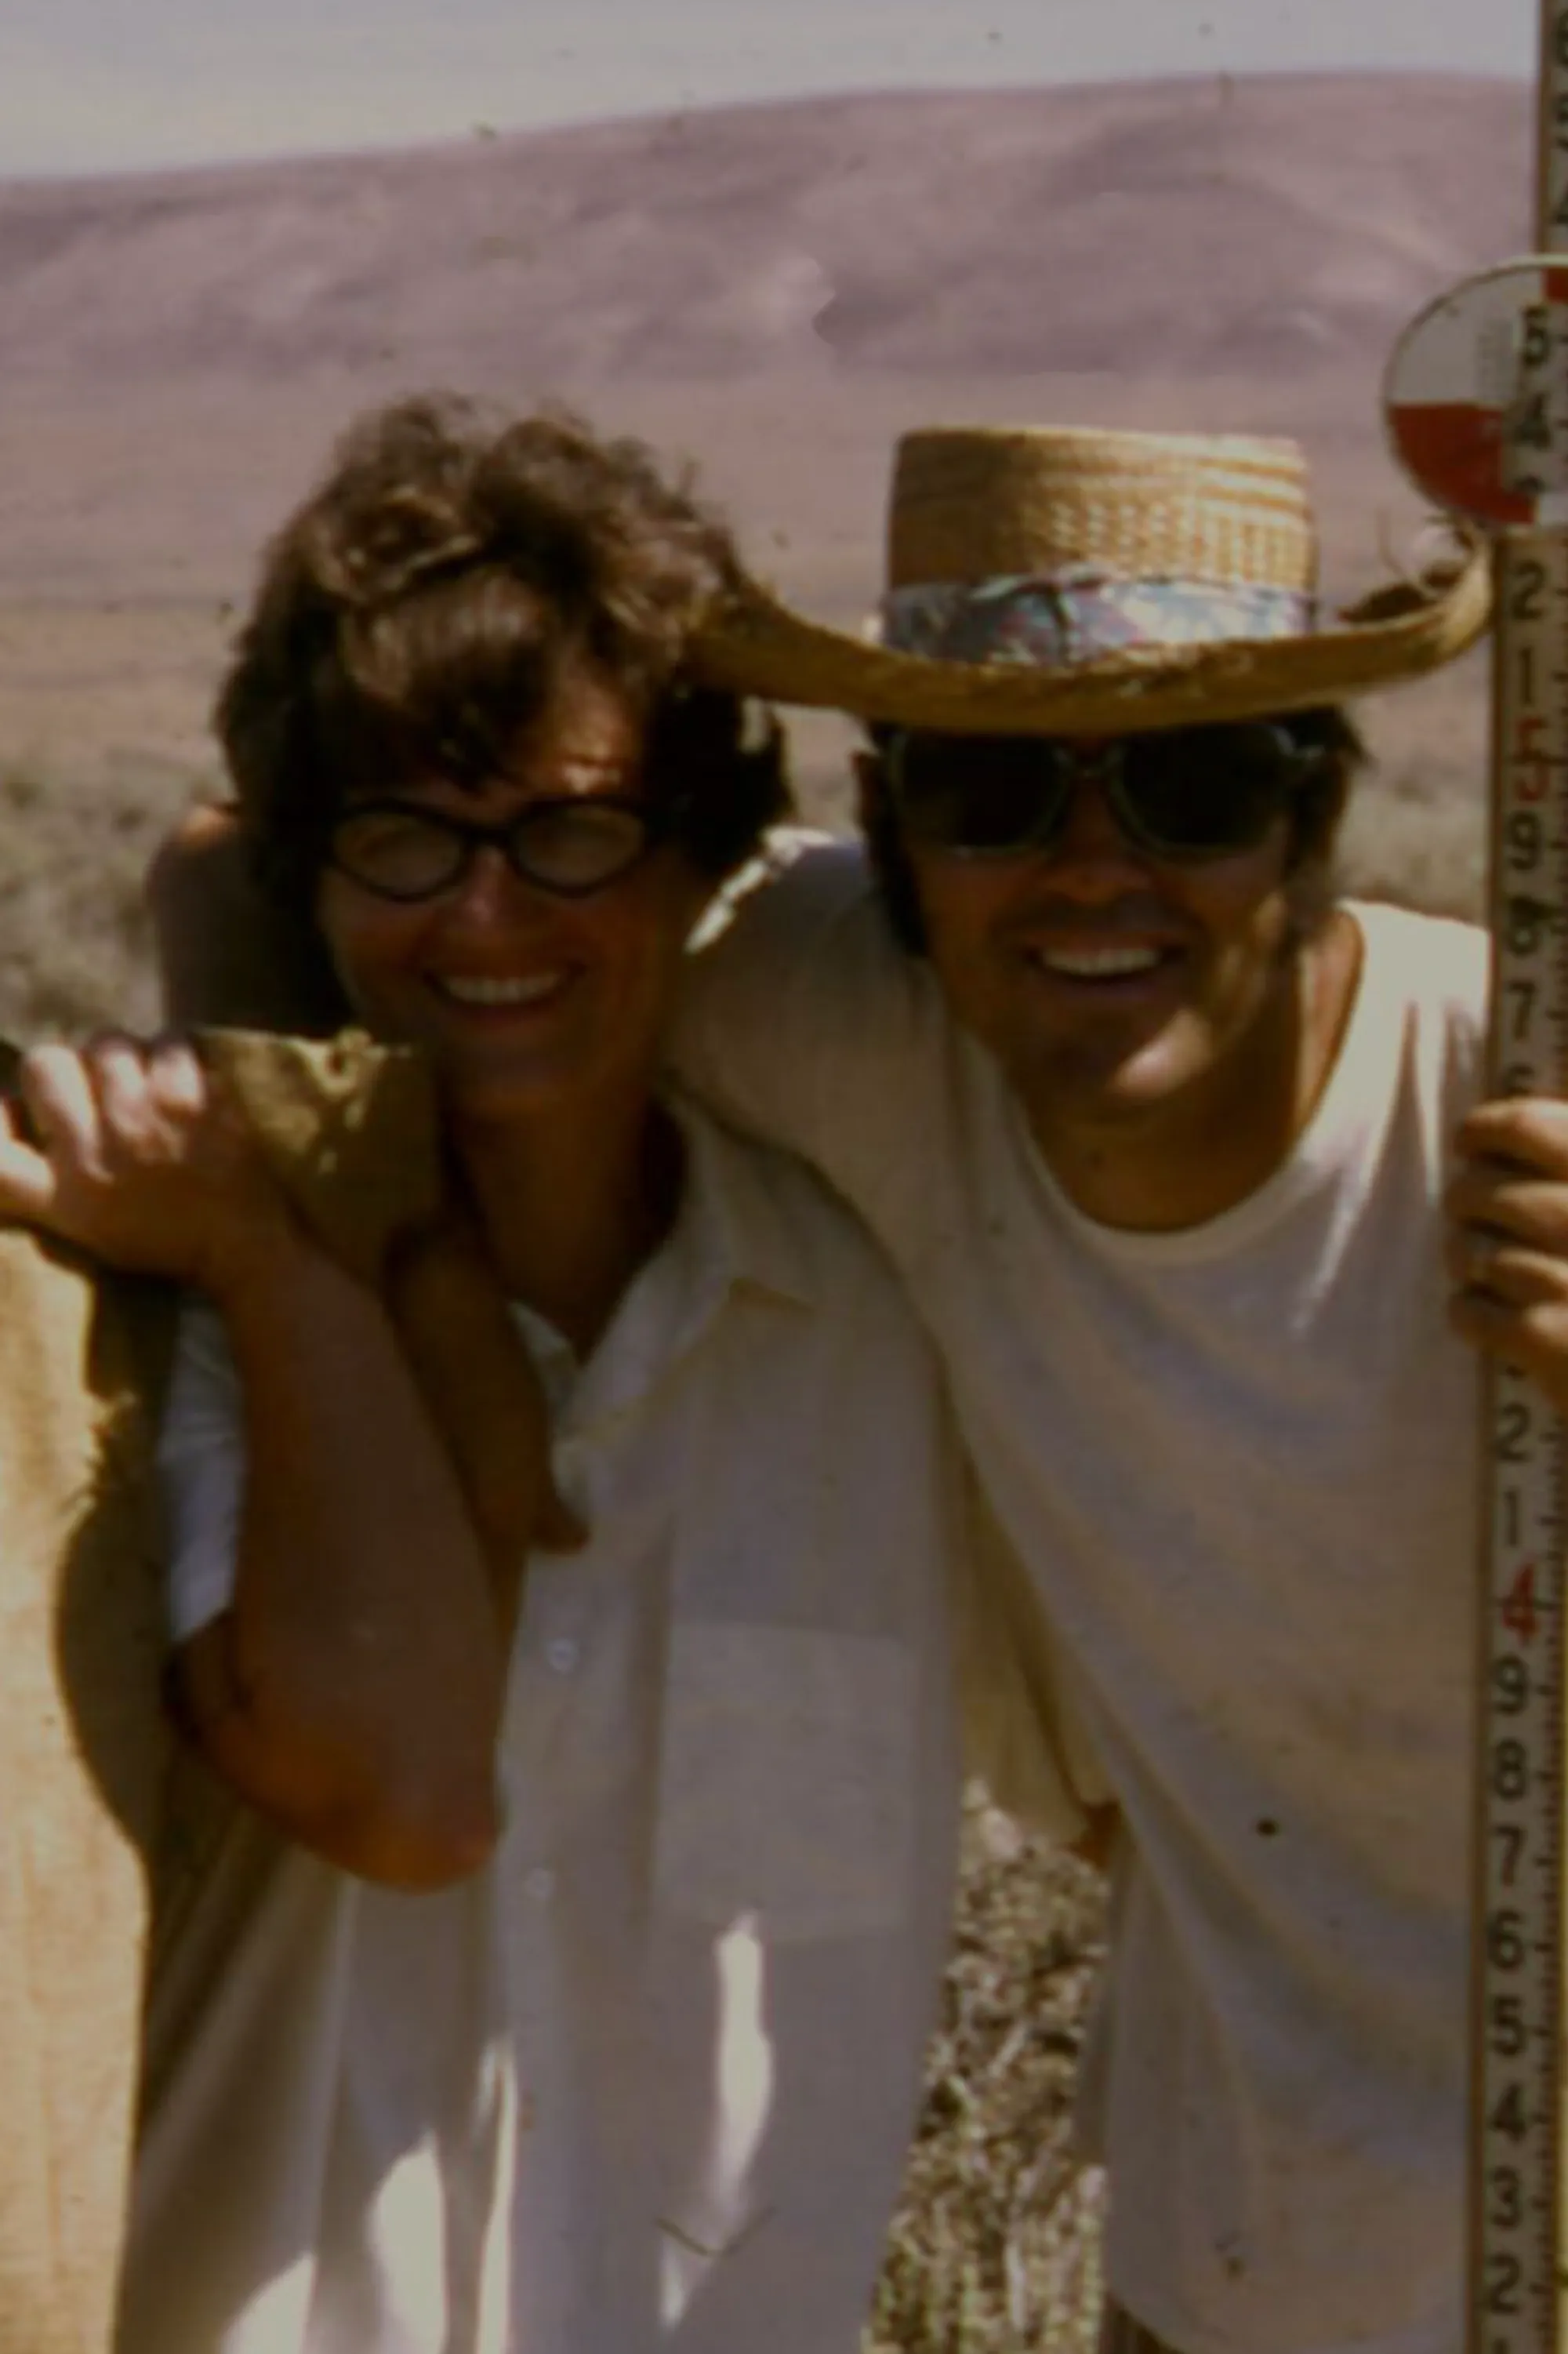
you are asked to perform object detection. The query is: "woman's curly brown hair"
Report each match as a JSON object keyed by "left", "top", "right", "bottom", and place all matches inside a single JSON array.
[{"left": 217, "top": 394, "right": 789, "bottom": 910}]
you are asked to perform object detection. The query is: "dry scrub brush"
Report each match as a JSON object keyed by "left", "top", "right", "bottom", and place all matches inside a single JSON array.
[{"left": 0, "top": 754, "right": 204, "bottom": 1038}]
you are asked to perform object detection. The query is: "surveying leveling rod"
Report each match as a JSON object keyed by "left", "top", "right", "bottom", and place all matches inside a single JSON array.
[{"left": 1385, "top": 6, "right": 1568, "bottom": 2350}]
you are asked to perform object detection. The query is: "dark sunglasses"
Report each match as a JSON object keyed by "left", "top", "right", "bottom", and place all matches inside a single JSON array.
[
  {"left": 884, "top": 721, "right": 1326, "bottom": 863},
  {"left": 326, "top": 794, "right": 676, "bottom": 903}
]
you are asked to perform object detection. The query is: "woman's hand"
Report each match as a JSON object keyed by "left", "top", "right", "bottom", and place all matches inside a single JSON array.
[
  {"left": 1447, "top": 1095, "right": 1568, "bottom": 1412},
  {"left": 0, "top": 1034, "right": 297, "bottom": 1301}
]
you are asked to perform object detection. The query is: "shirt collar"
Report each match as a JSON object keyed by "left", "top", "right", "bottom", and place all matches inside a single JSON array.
[{"left": 512, "top": 1092, "right": 819, "bottom": 1430}]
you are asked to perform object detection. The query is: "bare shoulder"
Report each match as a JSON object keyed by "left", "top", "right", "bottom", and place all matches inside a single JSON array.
[{"left": 147, "top": 799, "right": 343, "bottom": 1032}]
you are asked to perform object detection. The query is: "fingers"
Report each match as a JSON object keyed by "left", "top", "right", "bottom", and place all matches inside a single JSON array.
[
  {"left": 1450, "top": 1281, "right": 1568, "bottom": 1406},
  {"left": 146, "top": 1034, "right": 209, "bottom": 1117},
  {"left": 1446, "top": 1181, "right": 1568, "bottom": 1278},
  {"left": 1451, "top": 1230, "right": 1566, "bottom": 1306},
  {"left": 16, "top": 1042, "right": 104, "bottom": 1168},
  {"left": 89, "top": 1026, "right": 209, "bottom": 1112},
  {"left": 0, "top": 1045, "right": 109, "bottom": 1240},
  {"left": 1459, "top": 1095, "right": 1568, "bottom": 1179},
  {"left": 0, "top": 1033, "right": 265, "bottom": 1277},
  {"left": 0, "top": 1094, "right": 58, "bottom": 1226},
  {"left": 0, "top": 1043, "right": 127, "bottom": 1241},
  {"left": 1449, "top": 1200, "right": 1568, "bottom": 1413},
  {"left": 1448, "top": 1100, "right": 1568, "bottom": 1412},
  {"left": 22, "top": 1034, "right": 216, "bottom": 1176},
  {"left": 88, "top": 1034, "right": 172, "bottom": 1161},
  {"left": 1448, "top": 1099, "right": 1568, "bottom": 1270}
]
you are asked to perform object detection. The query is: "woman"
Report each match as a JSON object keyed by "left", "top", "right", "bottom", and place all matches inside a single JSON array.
[{"left": 0, "top": 396, "right": 1087, "bottom": 2354}]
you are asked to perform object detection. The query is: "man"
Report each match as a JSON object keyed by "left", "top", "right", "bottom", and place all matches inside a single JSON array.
[
  {"left": 673, "top": 421, "right": 1534, "bottom": 2354},
  {"left": 148, "top": 416, "right": 1547, "bottom": 2354}
]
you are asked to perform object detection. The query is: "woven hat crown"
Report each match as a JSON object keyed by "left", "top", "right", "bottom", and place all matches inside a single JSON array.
[{"left": 886, "top": 426, "right": 1319, "bottom": 596}]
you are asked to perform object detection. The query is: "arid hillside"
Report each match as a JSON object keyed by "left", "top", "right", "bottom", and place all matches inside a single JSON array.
[{"left": 0, "top": 75, "right": 1528, "bottom": 389}]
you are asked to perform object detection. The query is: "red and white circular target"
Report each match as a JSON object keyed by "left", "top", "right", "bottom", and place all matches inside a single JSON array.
[{"left": 1385, "top": 257, "right": 1568, "bottom": 529}]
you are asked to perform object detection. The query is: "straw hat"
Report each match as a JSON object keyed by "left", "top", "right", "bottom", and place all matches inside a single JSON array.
[{"left": 690, "top": 425, "right": 1490, "bottom": 736}]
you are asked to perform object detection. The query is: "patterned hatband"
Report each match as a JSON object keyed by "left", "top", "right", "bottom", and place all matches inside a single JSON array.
[{"left": 880, "top": 569, "right": 1316, "bottom": 672}]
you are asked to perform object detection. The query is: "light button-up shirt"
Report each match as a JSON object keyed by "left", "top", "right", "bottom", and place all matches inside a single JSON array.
[{"left": 123, "top": 1100, "right": 1067, "bottom": 2354}]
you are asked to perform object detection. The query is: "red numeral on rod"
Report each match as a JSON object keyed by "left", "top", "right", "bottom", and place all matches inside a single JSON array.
[{"left": 1501, "top": 1564, "right": 1540, "bottom": 1645}]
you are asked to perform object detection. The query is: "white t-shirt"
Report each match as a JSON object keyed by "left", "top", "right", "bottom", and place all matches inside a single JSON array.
[
  {"left": 123, "top": 1101, "right": 1088, "bottom": 2354},
  {"left": 673, "top": 841, "right": 1487, "bottom": 2354}
]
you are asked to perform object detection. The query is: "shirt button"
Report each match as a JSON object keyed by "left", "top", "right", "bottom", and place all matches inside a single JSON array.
[
  {"left": 524, "top": 1865, "right": 556, "bottom": 1903},
  {"left": 546, "top": 1637, "right": 579, "bottom": 1676}
]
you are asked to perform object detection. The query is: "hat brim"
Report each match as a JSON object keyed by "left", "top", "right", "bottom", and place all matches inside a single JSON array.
[{"left": 689, "top": 543, "right": 1491, "bottom": 736}]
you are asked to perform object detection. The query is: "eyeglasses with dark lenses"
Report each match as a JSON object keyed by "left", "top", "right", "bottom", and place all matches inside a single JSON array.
[
  {"left": 885, "top": 722, "right": 1325, "bottom": 863},
  {"left": 326, "top": 796, "right": 670, "bottom": 903}
]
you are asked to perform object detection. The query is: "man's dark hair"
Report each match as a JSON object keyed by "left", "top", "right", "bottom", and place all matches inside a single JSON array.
[
  {"left": 217, "top": 394, "right": 789, "bottom": 914},
  {"left": 859, "top": 709, "right": 1367, "bottom": 954}
]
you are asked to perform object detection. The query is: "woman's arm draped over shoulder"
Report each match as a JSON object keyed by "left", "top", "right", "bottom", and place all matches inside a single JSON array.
[
  {"left": 167, "top": 1239, "right": 510, "bottom": 1890},
  {"left": 0, "top": 1038, "right": 509, "bottom": 1888}
]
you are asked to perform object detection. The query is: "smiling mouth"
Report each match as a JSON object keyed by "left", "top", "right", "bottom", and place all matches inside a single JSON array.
[
  {"left": 434, "top": 971, "right": 573, "bottom": 1008},
  {"left": 1027, "top": 944, "right": 1171, "bottom": 981}
]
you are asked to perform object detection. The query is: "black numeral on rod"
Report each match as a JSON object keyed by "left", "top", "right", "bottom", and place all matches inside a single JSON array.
[
  {"left": 1512, "top": 559, "right": 1548, "bottom": 621},
  {"left": 1486, "top": 2250, "right": 1524, "bottom": 2314}
]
